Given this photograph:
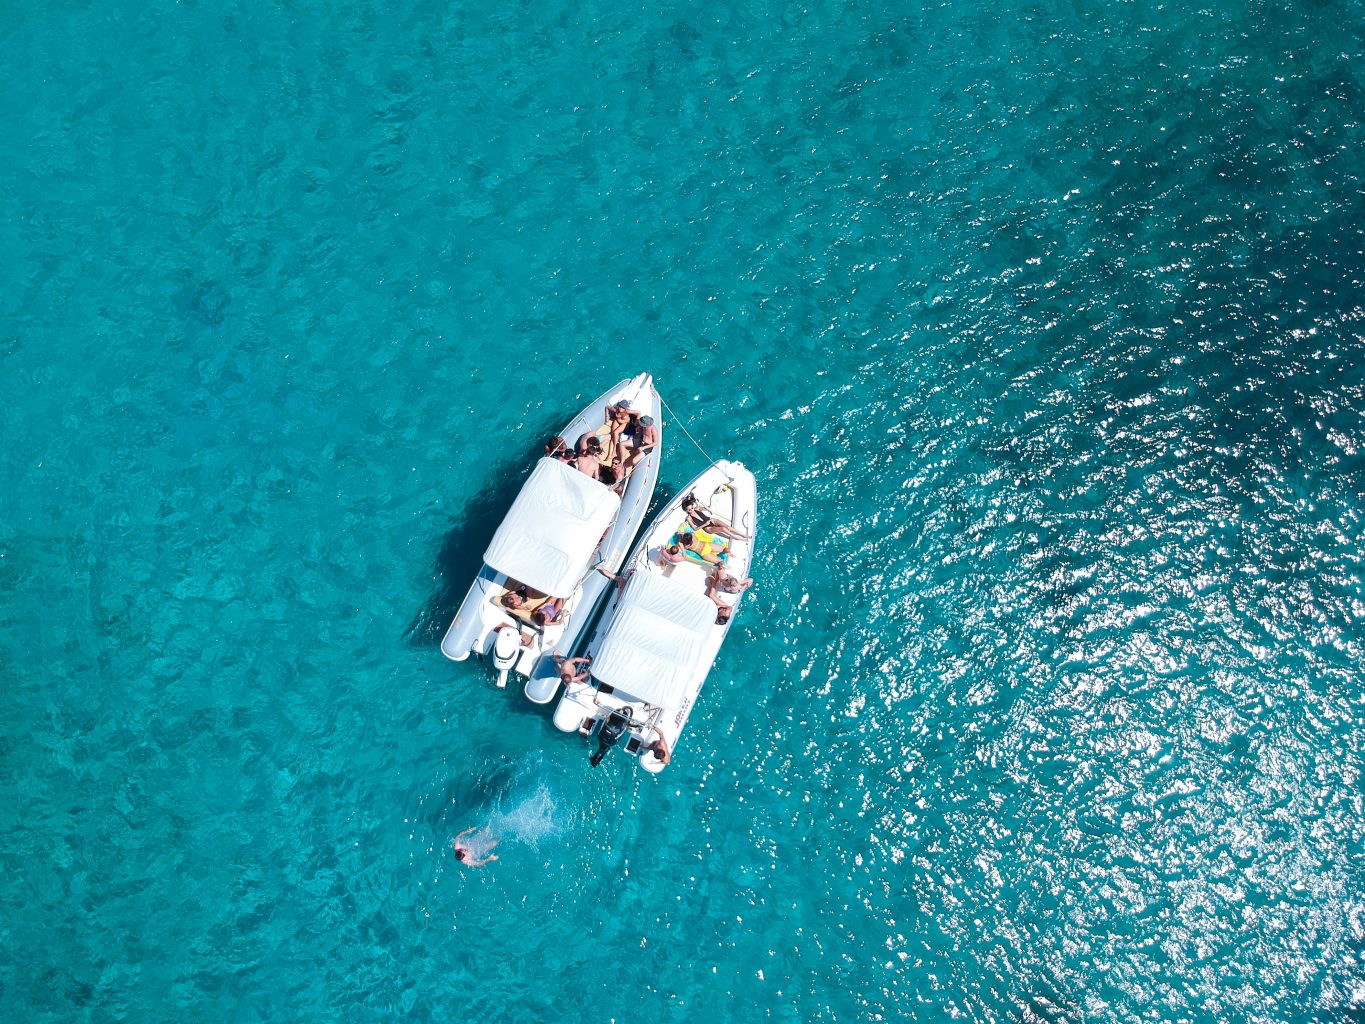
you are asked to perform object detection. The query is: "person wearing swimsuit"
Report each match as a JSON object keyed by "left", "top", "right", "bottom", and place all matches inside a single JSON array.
[
  {"left": 704, "top": 569, "right": 739, "bottom": 625},
  {"left": 573, "top": 434, "right": 605, "bottom": 479},
  {"left": 531, "top": 596, "right": 565, "bottom": 628},
  {"left": 453, "top": 827, "right": 499, "bottom": 867},
  {"left": 646, "top": 734, "right": 671, "bottom": 767},
  {"left": 711, "top": 567, "right": 753, "bottom": 594},
  {"left": 678, "top": 528, "right": 726, "bottom": 566},
  {"left": 681, "top": 493, "right": 750, "bottom": 540},
  {"left": 622, "top": 414, "right": 659, "bottom": 474},
  {"left": 553, "top": 654, "right": 592, "bottom": 686}
]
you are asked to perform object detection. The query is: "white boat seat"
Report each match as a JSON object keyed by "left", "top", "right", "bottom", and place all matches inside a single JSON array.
[{"left": 663, "top": 561, "right": 710, "bottom": 589}]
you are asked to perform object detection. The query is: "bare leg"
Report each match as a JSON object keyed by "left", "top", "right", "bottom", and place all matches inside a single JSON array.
[{"left": 709, "top": 521, "right": 751, "bottom": 541}]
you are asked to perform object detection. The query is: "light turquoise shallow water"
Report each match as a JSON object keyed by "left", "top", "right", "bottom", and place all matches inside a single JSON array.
[{"left": 3, "top": 1, "right": 1364, "bottom": 1021}]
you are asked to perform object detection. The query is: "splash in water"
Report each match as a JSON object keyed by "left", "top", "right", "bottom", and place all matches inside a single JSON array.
[
  {"left": 486, "top": 780, "right": 562, "bottom": 848},
  {"left": 453, "top": 751, "right": 569, "bottom": 862}
]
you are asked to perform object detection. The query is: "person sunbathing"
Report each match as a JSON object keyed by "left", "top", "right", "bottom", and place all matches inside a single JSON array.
[
  {"left": 676, "top": 528, "right": 726, "bottom": 566},
  {"left": 500, "top": 583, "right": 556, "bottom": 624},
  {"left": 710, "top": 567, "right": 753, "bottom": 595},
  {"left": 500, "top": 585, "right": 530, "bottom": 611},
  {"left": 530, "top": 596, "right": 565, "bottom": 628},
  {"left": 681, "top": 493, "right": 750, "bottom": 540},
  {"left": 657, "top": 530, "right": 721, "bottom": 566},
  {"left": 703, "top": 572, "right": 737, "bottom": 625}
]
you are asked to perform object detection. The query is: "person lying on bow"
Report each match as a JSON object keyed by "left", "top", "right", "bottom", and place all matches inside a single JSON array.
[{"left": 681, "top": 493, "right": 750, "bottom": 540}]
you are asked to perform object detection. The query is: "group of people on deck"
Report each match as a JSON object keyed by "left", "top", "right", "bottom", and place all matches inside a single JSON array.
[
  {"left": 593, "top": 490, "right": 753, "bottom": 627},
  {"left": 491, "top": 581, "right": 567, "bottom": 654},
  {"left": 498, "top": 583, "right": 565, "bottom": 628},
  {"left": 494, "top": 399, "right": 659, "bottom": 646},
  {"left": 549, "top": 651, "right": 675, "bottom": 769},
  {"left": 544, "top": 398, "right": 658, "bottom": 490},
  {"left": 656, "top": 492, "right": 753, "bottom": 624}
]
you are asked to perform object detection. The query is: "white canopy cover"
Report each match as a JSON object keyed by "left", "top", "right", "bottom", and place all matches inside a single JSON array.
[
  {"left": 483, "top": 458, "right": 621, "bottom": 598},
  {"left": 589, "top": 570, "right": 717, "bottom": 707}
]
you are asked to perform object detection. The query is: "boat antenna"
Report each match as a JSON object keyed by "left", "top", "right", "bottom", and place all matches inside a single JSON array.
[{"left": 659, "top": 392, "right": 726, "bottom": 472}]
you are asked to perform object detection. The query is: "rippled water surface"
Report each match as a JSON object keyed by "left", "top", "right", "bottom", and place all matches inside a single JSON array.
[{"left": 3, "top": 0, "right": 1364, "bottom": 1021}]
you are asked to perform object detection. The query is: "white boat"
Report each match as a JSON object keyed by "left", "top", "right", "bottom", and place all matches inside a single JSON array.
[
  {"left": 440, "top": 373, "right": 662, "bottom": 693},
  {"left": 551, "top": 459, "right": 756, "bottom": 772}
]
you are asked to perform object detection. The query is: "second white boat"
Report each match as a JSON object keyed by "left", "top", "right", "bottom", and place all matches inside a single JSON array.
[{"left": 552, "top": 459, "right": 757, "bottom": 772}]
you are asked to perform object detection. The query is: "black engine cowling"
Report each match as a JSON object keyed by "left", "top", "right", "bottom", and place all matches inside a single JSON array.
[{"left": 589, "top": 709, "right": 632, "bottom": 767}]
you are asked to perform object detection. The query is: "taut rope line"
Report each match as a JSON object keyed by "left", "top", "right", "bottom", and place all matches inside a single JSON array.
[{"left": 659, "top": 392, "right": 725, "bottom": 472}]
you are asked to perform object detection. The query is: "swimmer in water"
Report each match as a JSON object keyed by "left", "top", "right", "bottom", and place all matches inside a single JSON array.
[{"left": 453, "top": 826, "right": 499, "bottom": 867}]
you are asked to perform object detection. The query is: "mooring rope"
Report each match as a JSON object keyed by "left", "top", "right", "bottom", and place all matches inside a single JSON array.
[{"left": 659, "top": 392, "right": 724, "bottom": 472}]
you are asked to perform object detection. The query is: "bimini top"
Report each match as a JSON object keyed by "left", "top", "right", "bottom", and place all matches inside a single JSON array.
[
  {"left": 484, "top": 458, "right": 621, "bottom": 598},
  {"left": 589, "top": 569, "right": 717, "bottom": 708}
]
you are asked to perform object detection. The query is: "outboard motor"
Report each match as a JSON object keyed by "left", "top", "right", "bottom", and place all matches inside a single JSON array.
[
  {"left": 492, "top": 628, "right": 522, "bottom": 689},
  {"left": 589, "top": 709, "right": 633, "bottom": 768}
]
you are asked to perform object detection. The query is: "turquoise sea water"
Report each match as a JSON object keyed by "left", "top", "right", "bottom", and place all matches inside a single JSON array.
[{"left": 4, "top": 0, "right": 1364, "bottom": 1021}]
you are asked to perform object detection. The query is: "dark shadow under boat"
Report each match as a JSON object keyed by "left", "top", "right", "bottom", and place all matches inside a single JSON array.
[{"left": 405, "top": 450, "right": 536, "bottom": 648}]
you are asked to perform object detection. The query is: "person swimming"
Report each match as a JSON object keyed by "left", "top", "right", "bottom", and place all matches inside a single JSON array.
[
  {"left": 453, "top": 826, "right": 499, "bottom": 867},
  {"left": 449, "top": 752, "right": 571, "bottom": 869}
]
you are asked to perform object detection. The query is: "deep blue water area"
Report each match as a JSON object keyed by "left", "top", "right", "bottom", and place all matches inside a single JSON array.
[{"left": 3, "top": 1, "right": 1364, "bottom": 1021}]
